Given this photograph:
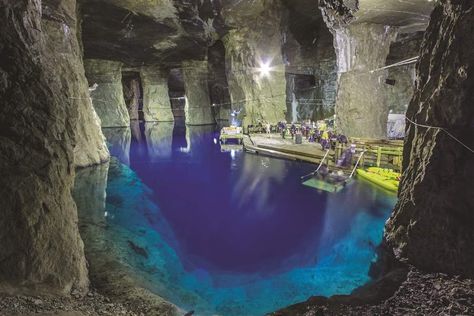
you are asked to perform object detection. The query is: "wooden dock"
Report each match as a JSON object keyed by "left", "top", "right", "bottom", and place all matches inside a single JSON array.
[{"left": 243, "top": 134, "right": 404, "bottom": 172}]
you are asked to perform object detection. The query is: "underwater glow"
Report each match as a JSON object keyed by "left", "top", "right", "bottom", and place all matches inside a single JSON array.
[{"left": 75, "top": 121, "right": 398, "bottom": 316}]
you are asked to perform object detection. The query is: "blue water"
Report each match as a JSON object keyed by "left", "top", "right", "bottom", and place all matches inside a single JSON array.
[{"left": 82, "top": 121, "right": 397, "bottom": 316}]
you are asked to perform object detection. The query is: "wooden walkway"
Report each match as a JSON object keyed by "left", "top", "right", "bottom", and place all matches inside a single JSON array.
[{"left": 243, "top": 134, "right": 404, "bottom": 173}]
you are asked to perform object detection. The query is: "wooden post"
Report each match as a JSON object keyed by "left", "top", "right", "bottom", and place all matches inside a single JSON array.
[{"left": 377, "top": 146, "right": 382, "bottom": 167}]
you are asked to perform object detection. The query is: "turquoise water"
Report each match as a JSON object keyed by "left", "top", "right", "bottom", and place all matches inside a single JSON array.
[{"left": 76, "top": 121, "right": 397, "bottom": 316}]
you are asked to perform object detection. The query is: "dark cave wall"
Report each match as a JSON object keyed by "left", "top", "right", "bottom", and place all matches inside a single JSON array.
[
  {"left": 282, "top": 0, "right": 338, "bottom": 122},
  {"left": 0, "top": 0, "right": 89, "bottom": 294},
  {"left": 385, "top": 0, "right": 474, "bottom": 277},
  {"left": 385, "top": 33, "right": 424, "bottom": 114}
]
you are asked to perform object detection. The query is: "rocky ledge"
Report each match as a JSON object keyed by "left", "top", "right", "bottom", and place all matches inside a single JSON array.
[{"left": 272, "top": 266, "right": 474, "bottom": 316}]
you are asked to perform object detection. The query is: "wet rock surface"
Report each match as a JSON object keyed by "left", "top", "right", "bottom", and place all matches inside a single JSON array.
[{"left": 272, "top": 267, "right": 474, "bottom": 316}]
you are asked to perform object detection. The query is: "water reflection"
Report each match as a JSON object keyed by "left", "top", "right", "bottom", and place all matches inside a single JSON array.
[
  {"left": 144, "top": 122, "right": 174, "bottom": 161},
  {"left": 102, "top": 128, "right": 130, "bottom": 165},
  {"left": 82, "top": 122, "right": 398, "bottom": 316}
]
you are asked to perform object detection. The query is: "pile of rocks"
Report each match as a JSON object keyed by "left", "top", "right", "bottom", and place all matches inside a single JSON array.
[
  {"left": 273, "top": 267, "right": 474, "bottom": 316},
  {"left": 0, "top": 289, "right": 143, "bottom": 316}
]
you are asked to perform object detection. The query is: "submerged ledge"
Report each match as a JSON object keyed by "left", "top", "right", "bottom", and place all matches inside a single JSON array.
[{"left": 74, "top": 159, "right": 180, "bottom": 316}]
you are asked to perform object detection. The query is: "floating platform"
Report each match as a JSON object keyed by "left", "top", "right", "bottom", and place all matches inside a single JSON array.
[
  {"left": 302, "top": 177, "right": 347, "bottom": 193},
  {"left": 220, "top": 127, "right": 243, "bottom": 144}
]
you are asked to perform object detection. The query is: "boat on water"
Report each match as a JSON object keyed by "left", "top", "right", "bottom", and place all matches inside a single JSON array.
[{"left": 356, "top": 167, "right": 400, "bottom": 192}]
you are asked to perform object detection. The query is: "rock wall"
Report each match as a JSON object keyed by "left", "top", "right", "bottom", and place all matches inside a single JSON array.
[
  {"left": 141, "top": 67, "right": 174, "bottom": 122},
  {"left": 182, "top": 60, "right": 215, "bottom": 125},
  {"left": 222, "top": 1, "right": 287, "bottom": 126},
  {"left": 385, "top": 33, "right": 424, "bottom": 114},
  {"left": 332, "top": 23, "right": 397, "bottom": 138},
  {"left": 84, "top": 59, "right": 130, "bottom": 127},
  {"left": 385, "top": 1, "right": 474, "bottom": 277},
  {"left": 0, "top": 0, "right": 88, "bottom": 295}
]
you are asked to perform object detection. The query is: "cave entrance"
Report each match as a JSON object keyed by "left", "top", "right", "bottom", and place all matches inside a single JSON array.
[
  {"left": 122, "top": 71, "right": 144, "bottom": 121},
  {"left": 208, "top": 40, "right": 231, "bottom": 121},
  {"left": 168, "top": 68, "right": 186, "bottom": 122}
]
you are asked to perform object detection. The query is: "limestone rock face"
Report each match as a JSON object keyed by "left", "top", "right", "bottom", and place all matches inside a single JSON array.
[
  {"left": 182, "top": 60, "right": 215, "bottom": 125},
  {"left": 222, "top": 1, "right": 287, "bottom": 126},
  {"left": 0, "top": 0, "right": 88, "bottom": 295},
  {"left": 331, "top": 23, "right": 397, "bottom": 138},
  {"left": 141, "top": 67, "right": 174, "bottom": 122},
  {"left": 84, "top": 59, "right": 130, "bottom": 127},
  {"left": 385, "top": 1, "right": 474, "bottom": 277}
]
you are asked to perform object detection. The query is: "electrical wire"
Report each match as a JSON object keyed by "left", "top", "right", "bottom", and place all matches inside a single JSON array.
[{"left": 406, "top": 116, "right": 474, "bottom": 154}]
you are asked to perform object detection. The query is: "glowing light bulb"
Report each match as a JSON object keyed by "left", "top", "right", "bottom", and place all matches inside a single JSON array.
[{"left": 258, "top": 60, "right": 272, "bottom": 78}]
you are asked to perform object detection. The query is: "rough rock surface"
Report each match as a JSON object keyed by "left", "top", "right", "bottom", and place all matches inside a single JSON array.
[
  {"left": 385, "top": 0, "right": 474, "bottom": 277},
  {"left": 332, "top": 23, "right": 397, "bottom": 138},
  {"left": 141, "top": 67, "right": 174, "bottom": 122},
  {"left": 385, "top": 32, "right": 424, "bottom": 114},
  {"left": 0, "top": 0, "right": 88, "bottom": 295},
  {"left": 222, "top": 1, "right": 287, "bottom": 126},
  {"left": 0, "top": 289, "right": 139, "bottom": 316},
  {"left": 121, "top": 72, "right": 141, "bottom": 121},
  {"left": 271, "top": 267, "right": 474, "bottom": 316},
  {"left": 79, "top": 0, "right": 225, "bottom": 67},
  {"left": 84, "top": 59, "right": 130, "bottom": 127},
  {"left": 182, "top": 60, "right": 215, "bottom": 125},
  {"left": 282, "top": 0, "right": 338, "bottom": 121}
]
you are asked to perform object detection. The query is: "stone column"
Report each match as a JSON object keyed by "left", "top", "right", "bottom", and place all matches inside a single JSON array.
[
  {"left": 182, "top": 60, "right": 215, "bottom": 125},
  {"left": 84, "top": 59, "right": 130, "bottom": 127},
  {"left": 223, "top": 19, "right": 286, "bottom": 127},
  {"left": 0, "top": 0, "right": 88, "bottom": 295},
  {"left": 331, "top": 23, "right": 397, "bottom": 138},
  {"left": 141, "top": 67, "right": 174, "bottom": 122}
]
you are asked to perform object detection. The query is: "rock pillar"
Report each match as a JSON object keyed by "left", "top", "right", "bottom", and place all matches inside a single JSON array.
[
  {"left": 385, "top": 1, "right": 474, "bottom": 277},
  {"left": 84, "top": 59, "right": 130, "bottom": 127},
  {"left": 331, "top": 23, "right": 397, "bottom": 138},
  {"left": 0, "top": 0, "right": 89, "bottom": 295},
  {"left": 141, "top": 67, "right": 174, "bottom": 122},
  {"left": 182, "top": 60, "right": 215, "bottom": 125}
]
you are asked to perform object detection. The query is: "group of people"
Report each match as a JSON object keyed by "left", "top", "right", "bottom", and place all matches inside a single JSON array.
[{"left": 275, "top": 120, "right": 349, "bottom": 150}]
